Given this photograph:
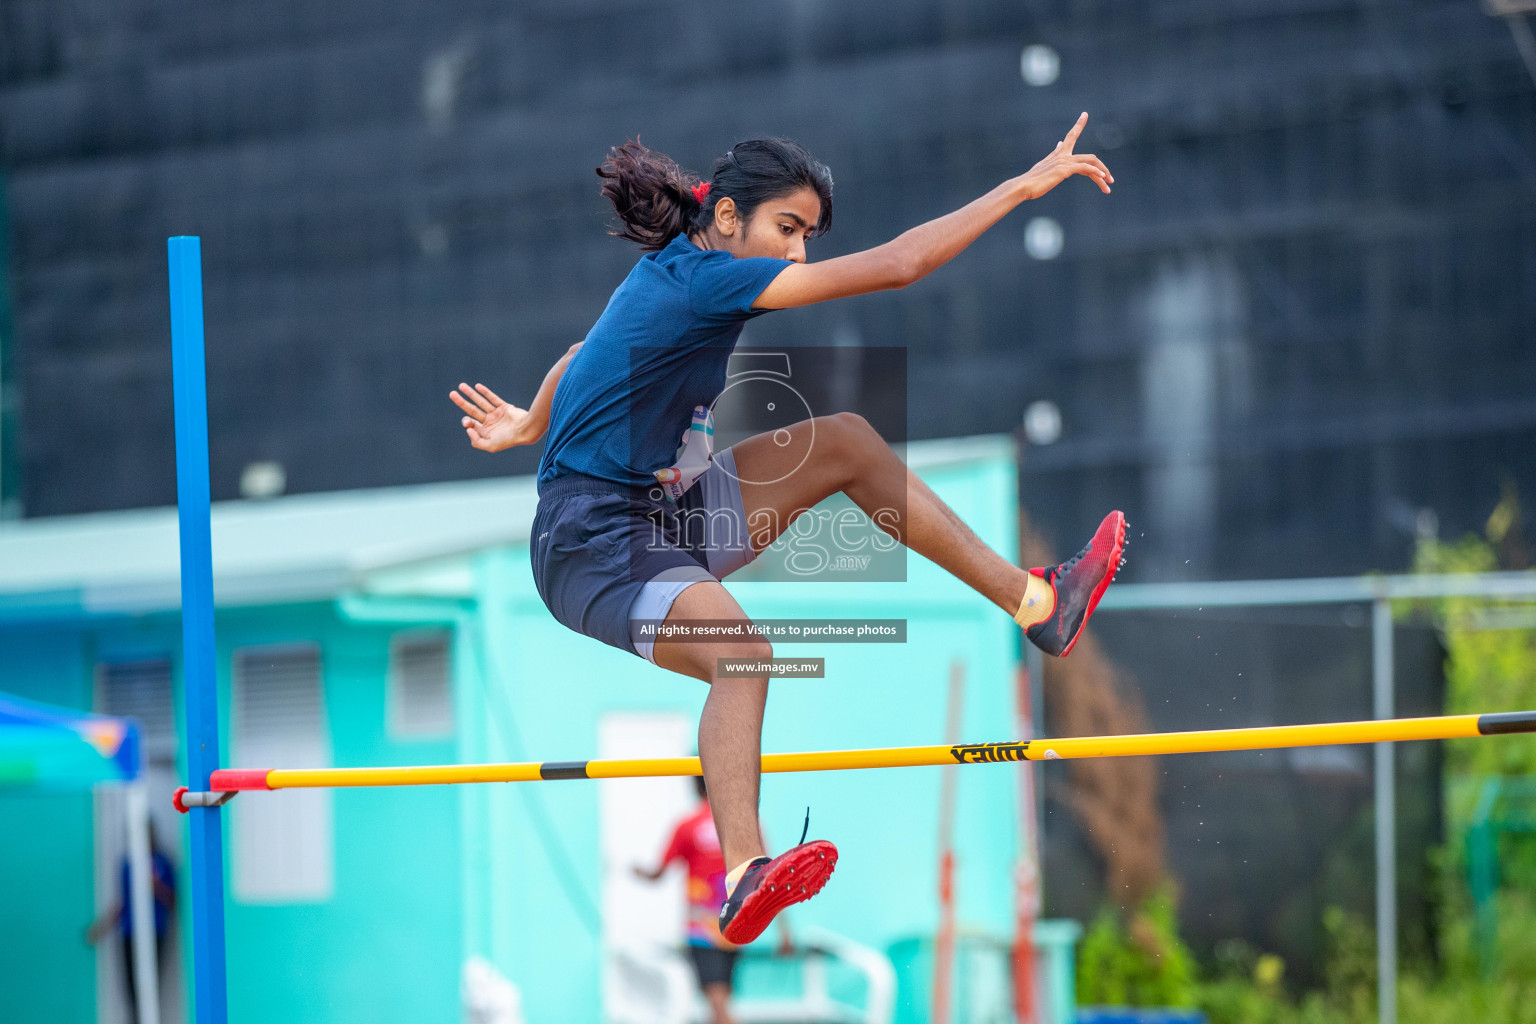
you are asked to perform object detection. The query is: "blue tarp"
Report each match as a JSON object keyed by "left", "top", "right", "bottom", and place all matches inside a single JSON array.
[{"left": 0, "top": 691, "right": 141, "bottom": 789}]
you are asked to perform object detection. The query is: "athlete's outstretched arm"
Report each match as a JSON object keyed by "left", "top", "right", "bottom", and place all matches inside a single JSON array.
[
  {"left": 449, "top": 341, "right": 583, "bottom": 452},
  {"left": 754, "top": 113, "right": 1111, "bottom": 310}
]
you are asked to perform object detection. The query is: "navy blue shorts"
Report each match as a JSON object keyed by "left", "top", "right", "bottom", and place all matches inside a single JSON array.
[
  {"left": 686, "top": 944, "right": 739, "bottom": 988},
  {"left": 531, "top": 449, "right": 758, "bottom": 664}
]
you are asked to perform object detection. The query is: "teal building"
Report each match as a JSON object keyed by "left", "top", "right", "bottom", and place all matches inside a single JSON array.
[{"left": 0, "top": 435, "right": 1064, "bottom": 1024}]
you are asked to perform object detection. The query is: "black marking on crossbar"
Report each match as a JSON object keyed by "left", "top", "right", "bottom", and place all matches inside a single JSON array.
[
  {"left": 539, "top": 761, "right": 590, "bottom": 780},
  {"left": 1478, "top": 712, "right": 1536, "bottom": 736},
  {"left": 949, "top": 741, "right": 1031, "bottom": 764}
]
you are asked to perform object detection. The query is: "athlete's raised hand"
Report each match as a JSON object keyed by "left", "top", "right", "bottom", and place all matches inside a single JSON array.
[
  {"left": 752, "top": 115, "right": 1114, "bottom": 310},
  {"left": 450, "top": 382, "right": 537, "bottom": 452},
  {"left": 1017, "top": 113, "right": 1113, "bottom": 200}
]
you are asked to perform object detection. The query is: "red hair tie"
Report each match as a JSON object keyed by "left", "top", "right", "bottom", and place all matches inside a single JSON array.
[{"left": 691, "top": 181, "right": 712, "bottom": 204}]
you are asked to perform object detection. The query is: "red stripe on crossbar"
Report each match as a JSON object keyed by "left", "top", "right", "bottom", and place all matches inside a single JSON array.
[{"left": 211, "top": 769, "right": 271, "bottom": 791}]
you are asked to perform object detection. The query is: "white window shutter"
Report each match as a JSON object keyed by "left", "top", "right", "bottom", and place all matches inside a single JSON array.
[
  {"left": 98, "top": 659, "right": 176, "bottom": 766},
  {"left": 388, "top": 633, "right": 453, "bottom": 739},
  {"left": 232, "top": 645, "right": 333, "bottom": 902}
]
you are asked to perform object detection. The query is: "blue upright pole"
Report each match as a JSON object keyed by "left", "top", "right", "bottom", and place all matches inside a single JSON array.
[{"left": 169, "top": 236, "right": 229, "bottom": 1024}]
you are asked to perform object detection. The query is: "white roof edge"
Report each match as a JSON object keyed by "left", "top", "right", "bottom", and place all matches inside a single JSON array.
[{"left": 0, "top": 434, "right": 1016, "bottom": 605}]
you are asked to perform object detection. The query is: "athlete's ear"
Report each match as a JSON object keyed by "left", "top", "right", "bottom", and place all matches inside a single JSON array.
[{"left": 712, "top": 196, "right": 740, "bottom": 238}]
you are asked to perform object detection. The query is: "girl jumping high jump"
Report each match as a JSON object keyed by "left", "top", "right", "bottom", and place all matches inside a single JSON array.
[{"left": 450, "top": 113, "right": 1125, "bottom": 945}]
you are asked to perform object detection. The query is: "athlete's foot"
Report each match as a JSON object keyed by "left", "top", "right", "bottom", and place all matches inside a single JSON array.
[
  {"left": 1018, "top": 510, "right": 1127, "bottom": 658},
  {"left": 719, "top": 840, "right": 838, "bottom": 945}
]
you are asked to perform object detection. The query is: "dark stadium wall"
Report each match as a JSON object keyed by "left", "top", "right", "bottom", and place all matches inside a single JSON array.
[
  {"left": 2, "top": 0, "right": 1533, "bottom": 584},
  {"left": 0, "top": 170, "right": 16, "bottom": 520}
]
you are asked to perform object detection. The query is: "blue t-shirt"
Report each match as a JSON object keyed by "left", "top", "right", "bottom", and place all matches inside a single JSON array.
[
  {"left": 537, "top": 233, "right": 792, "bottom": 489},
  {"left": 119, "top": 852, "right": 176, "bottom": 939}
]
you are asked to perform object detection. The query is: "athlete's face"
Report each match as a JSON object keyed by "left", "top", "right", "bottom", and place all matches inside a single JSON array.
[{"left": 712, "top": 186, "right": 822, "bottom": 263}]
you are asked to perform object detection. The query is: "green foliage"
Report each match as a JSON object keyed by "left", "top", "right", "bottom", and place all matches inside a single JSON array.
[
  {"left": 1195, "top": 896, "right": 1536, "bottom": 1024},
  {"left": 1188, "top": 491, "right": 1536, "bottom": 1023},
  {"left": 1318, "top": 907, "right": 1376, "bottom": 1006},
  {"left": 1196, "top": 940, "right": 1288, "bottom": 1024},
  {"left": 1076, "top": 883, "right": 1198, "bottom": 1008},
  {"left": 1078, "top": 910, "right": 1136, "bottom": 1007},
  {"left": 1193, "top": 913, "right": 1378, "bottom": 1024},
  {"left": 1411, "top": 489, "right": 1536, "bottom": 776},
  {"left": 1088, "top": 497, "right": 1536, "bottom": 1021}
]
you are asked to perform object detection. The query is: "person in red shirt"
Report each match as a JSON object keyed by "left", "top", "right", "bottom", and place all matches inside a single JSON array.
[{"left": 634, "top": 776, "right": 791, "bottom": 1024}]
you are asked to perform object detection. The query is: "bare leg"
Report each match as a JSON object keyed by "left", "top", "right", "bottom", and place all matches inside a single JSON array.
[
  {"left": 703, "top": 982, "right": 736, "bottom": 1024},
  {"left": 653, "top": 581, "right": 771, "bottom": 870},
  {"left": 652, "top": 414, "right": 1038, "bottom": 873},
  {"left": 732, "top": 412, "right": 1034, "bottom": 614}
]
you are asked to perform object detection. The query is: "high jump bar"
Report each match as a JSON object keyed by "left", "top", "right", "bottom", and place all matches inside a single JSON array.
[{"left": 175, "top": 711, "right": 1535, "bottom": 808}]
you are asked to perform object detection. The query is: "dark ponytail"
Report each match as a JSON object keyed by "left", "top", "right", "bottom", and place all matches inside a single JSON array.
[
  {"left": 596, "top": 140, "right": 697, "bottom": 251},
  {"left": 597, "top": 137, "right": 833, "bottom": 252}
]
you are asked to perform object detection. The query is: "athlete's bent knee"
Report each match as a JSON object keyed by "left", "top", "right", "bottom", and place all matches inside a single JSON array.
[
  {"left": 828, "top": 411, "right": 877, "bottom": 442},
  {"left": 714, "top": 639, "right": 774, "bottom": 673},
  {"left": 825, "top": 411, "right": 882, "bottom": 483}
]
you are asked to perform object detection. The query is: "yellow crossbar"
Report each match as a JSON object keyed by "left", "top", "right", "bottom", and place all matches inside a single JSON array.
[{"left": 202, "top": 711, "right": 1535, "bottom": 793}]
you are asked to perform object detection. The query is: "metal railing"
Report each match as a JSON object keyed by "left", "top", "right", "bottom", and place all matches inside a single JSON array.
[
  {"left": 604, "top": 926, "right": 895, "bottom": 1024},
  {"left": 1084, "top": 570, "right": 1536, "bottom": 1024}
]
